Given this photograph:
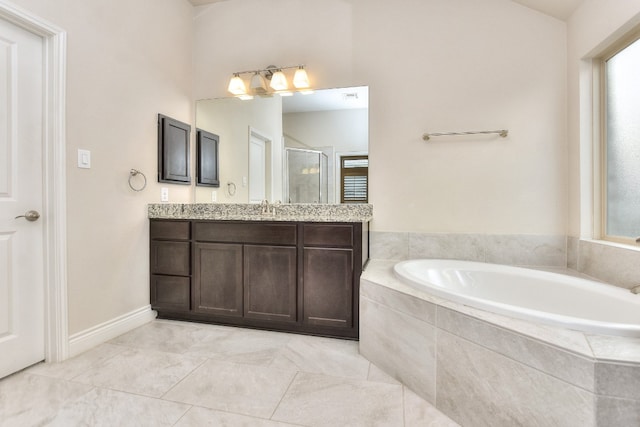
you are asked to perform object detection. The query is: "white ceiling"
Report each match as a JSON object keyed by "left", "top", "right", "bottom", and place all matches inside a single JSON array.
[{"left": 188, "top": 0, "right": 584, "bottom": 21}]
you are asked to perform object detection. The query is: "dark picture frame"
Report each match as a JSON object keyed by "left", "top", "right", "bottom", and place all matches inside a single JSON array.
[
  {"left": 158, "top": 114, "right": 191, "bottom": 184},
  {"left": 196, "top": 128, "right": 220, "bottom": 187}
]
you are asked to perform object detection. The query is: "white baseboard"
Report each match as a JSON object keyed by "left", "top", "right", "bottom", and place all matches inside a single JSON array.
[{"left": 68, "top": 305, "right": 157, "bottom": 357}]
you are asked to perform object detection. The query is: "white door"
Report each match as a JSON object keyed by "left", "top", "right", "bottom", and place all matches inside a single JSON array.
[
  {"left": 0, "top": 17, "right": 45, "bottom": 378},
  {"left": 249, "top": 135, "right": 267, "bottom": 203}
]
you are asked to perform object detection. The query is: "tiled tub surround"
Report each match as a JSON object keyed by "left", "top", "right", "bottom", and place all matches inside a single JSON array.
[
  {"left": 148, "top": 203, "right": 373, "bottom": 223},
  {"left": 371, "top": 231, "right": 640, "bottom": 290},
  {"left": 568, "top": 236, "right": 640, "bottom": 290},
  {"left": 360, "top": 260, "right": 640, "bottom": 426},
  {"left": 370, "top": 231, "right": 567, "bottom": 267}
]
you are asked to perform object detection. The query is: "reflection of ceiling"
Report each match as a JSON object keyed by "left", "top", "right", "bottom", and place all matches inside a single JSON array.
[
  {"left": 189, "top": 0, "right": 227, "bottom": 5},
  {"left": 187, "top": 0, "right": 584, "bottom": 21},
  {"left": 282, "top": 86, "right": 368, "bottom": 114},
  {"left": 510, "top": 0, "right": 583, "bottom": 20}
]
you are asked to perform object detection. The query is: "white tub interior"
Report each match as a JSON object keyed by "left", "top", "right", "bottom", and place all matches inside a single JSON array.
[{"left": 393, "top": 259, "right": 640, "bottom": 337}]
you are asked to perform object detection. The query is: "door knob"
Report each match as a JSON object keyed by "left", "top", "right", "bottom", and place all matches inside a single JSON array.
[{"left": 15, "top": 210, "right": 40, "bottom": 222}]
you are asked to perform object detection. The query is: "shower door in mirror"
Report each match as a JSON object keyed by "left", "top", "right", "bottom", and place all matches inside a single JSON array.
[{"left": 285, "top": 148, "right": 328, "bottom": 204}]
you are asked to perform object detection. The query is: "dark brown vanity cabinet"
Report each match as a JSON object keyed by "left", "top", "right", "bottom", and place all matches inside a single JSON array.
[{"left": 150, "top": 219, "right": 366, "bottom": 339}]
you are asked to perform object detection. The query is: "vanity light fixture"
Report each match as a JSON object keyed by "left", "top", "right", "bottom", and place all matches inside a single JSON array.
[
  {"left": 227, "top": 73, "right": 247, "bottom": 96},
  {"left": 269, "top": 69, "right": 288, "bottom": 91},
  {"left": 227, "top": 65, "right": 311, "bottom": 98},
  {"left": 293, "top": 66, "right": 310, "bottom": 89},
  {"left": 250, "top": 72, "right": 268, "bottom": 94}
]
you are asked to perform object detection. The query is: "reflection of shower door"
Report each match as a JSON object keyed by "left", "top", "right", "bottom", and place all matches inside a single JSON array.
[{"left": 285, "top": 148, "right": 328, "bottom": 203}]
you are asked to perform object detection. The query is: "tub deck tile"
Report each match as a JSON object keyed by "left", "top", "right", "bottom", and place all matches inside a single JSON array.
[
  {"left": 436, "top": 330, "right": 595, "bottom": 427},
  {"left": 361, "top": 278, "right": 436, "bottom": 325},
  {"left": 437, "top": 306, "right": 595, "bottom": 392},
  {"left": 359, "top": 296, "right": 437, "bottom": 403}
]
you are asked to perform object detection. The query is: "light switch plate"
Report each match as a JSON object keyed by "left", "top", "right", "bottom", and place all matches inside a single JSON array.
[
  {"left": 77, "top": 149, "right": 91, "bottom": 169},
  {"left": 211, "top": 191, "right": 217, "bottom": 202}
]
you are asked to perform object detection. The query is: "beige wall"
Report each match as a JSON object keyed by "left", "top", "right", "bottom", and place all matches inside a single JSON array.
[
  {"left": 11, "top": 0, "right": 194, "bottom": 335},
  {"left": 566, "top": 0, "right": 640, "bottom": 238},
  {"left": 194, "top": 0, "right": 568, "bottom": 234},
  {"left": 15, "top": 0, "right": 640, "bottom": 343}
]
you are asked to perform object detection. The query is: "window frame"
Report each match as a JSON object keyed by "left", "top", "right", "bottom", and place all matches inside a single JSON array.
[{"left": 597, "top": 29, "right": 640, "bottom": 245}]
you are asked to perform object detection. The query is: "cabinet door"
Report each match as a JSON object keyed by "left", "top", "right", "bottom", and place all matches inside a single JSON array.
[
  {"left": 193, "top": 242, "right": 243, "bottom": 317},
  {"left": 158, "top": 114, "right": 191, "bottom": 184},
  {"left": 244, "top": 245, "right": 297, "bottom": 323},
  {"left": 303, "top": 247, "right": 353, "bottom": 328}
]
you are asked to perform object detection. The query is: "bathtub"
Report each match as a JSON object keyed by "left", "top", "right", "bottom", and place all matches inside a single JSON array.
[
  {"left": 393, "top": 259, "right": 640, "bottom": 337},
  {"left": 360, "top": 259, "right": 640, "bottom": 426}
]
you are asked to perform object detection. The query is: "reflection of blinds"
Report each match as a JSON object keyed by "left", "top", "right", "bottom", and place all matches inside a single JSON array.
[
  {"left": 343, "top": 158, "right": 368, "bottom": 168},
  {"left": 341, "top": 155, "right": 368, "bottom": 203},
  {"left": 343, "top": 176, "right": 368, "bottom": 202}
]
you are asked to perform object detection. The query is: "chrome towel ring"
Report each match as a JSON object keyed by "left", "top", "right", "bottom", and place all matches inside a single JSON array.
[{"left": 128, "top": 169, "right": 147, "bottom": 192}]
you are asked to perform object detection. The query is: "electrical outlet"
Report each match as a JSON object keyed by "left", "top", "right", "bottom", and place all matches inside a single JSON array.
[
  {"left": 160, "top": 187, "right": 169, "bottom": 202},
  {"left": 242, "top": 176, "right": 248, "bottom": 187},
  {"left": 211, "top": 191, "right": 217, "bottom": 202}
]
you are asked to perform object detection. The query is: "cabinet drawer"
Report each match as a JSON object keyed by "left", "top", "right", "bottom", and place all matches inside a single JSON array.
[
  {"left": 194, "top": 222, "right": 296, "bottom": 245},
  {"left": 150, "top": 241, "right": 190, "bottom": 275},
  {"left": 303, "top": 224, "right": 354, "bottom": 247},
  {"left": 151, "top": 275, "right": 190, "bottom": 311},
  {"left": 150, "top": 220, "right": 190, "bottom": 240}
]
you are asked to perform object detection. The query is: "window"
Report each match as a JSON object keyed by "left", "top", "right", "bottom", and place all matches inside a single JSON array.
[
  {"left": 340, "top": 155, "right": 368, "bottom": 203},
  {"left": 601, "top": 35, "right": 640, "bottom": 242}
]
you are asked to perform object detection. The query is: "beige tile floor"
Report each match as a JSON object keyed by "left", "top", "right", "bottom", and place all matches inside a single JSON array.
[{"left": 0, "top": 320, "right": 459, "bottom": 426}]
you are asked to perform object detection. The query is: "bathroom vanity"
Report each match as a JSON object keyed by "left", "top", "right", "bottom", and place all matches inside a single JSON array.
[{"left": 148, "top": 203, "right": 372, "bottom": 339}]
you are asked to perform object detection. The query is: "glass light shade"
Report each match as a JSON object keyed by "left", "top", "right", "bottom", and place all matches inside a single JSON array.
[
  {"left": 293, "top": 67, "right": 310, "bottom": 89},
  {"left": 269, "top": 70, "right": 288, "bottom": 91},
  {"left": 250, "top": 72, "right": 268, "bottom": 94},
  {"left": 228, "top": 75, "right": 247, "bottom": 95}
]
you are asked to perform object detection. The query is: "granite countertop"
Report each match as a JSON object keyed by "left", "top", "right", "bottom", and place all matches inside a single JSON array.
[{"left": 148, "top": 203, "right": 373, "bottom": 223}]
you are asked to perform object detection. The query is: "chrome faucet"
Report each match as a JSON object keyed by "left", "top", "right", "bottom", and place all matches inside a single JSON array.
[
  {"left": 260, "top": 199, "right": 270, "bottom": 214},
  {"left": 271, "top": 200, "right": 282, "bottom": 216}
]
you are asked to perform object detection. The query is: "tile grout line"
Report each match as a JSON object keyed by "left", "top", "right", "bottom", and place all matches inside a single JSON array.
[
  {"left": 169, "top": 404, "right": 194, "bottom": 427},
  {"left": 401, "top": 385, "right": 407, "bottom": 427},
  {"left": 158, "top": 356, "right": 210, "bottom": 400},
  {"left": 67, "top": 343, "right": 129, "bottom": 382},
  {"left": 268, "top": 370, "right": 301, "bottom": 423}
]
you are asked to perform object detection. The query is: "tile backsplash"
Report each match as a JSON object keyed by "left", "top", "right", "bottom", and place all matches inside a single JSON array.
[{"left": 370, "top": 232, "right": 566, "bottom": 267}]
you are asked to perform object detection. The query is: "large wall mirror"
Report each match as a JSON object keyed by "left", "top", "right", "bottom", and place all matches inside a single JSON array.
[{"left": 194, "top": 86, "right": 368, "bottom": 204}]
